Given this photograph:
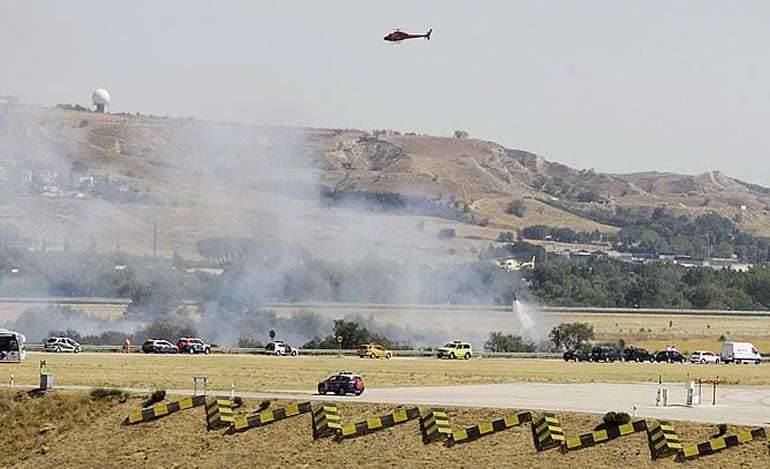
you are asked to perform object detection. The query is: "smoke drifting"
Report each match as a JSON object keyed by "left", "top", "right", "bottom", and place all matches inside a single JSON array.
[{"left": 0, "top": 100, "right": 547, "bottom": 348}]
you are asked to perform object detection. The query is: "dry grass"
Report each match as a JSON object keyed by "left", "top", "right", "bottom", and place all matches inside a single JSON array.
[
  {"left": 1, "top": 389, "right": 767, "bottom": 468},
  {"left": 4, "top": 352, "right": 770, "bottom": 394}
]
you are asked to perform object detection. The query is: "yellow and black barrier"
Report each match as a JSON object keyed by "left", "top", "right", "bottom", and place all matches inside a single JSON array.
[
  {"left": 647, "top": 420, "right": 682, "bottom": 460},
  {"left": 532, "top": 413, "right": 565, "bottom": 451},
  {"left": 124, "top": 394, "right": 206, "bottom": 425},
  {"left": 676, "top": 427, "right": 766, "bottom": 462},
  {"left": 449, "top": 411, "right": 532, "bottom": 445},
  {"left": 227, "top": 402, "right": 312, "bottom": 434},
  {"left": 561, "top": 420, "right": 647, "bottom": 453},
  {"left": 419, "top": 409, "right": 452, "bottom": 444},
  {"left": 312, "top": 403, "right": 342, "bottom": 440},
  {"left": 206, "top": 397, "right": 235, "bottom": 431},
  {"left": 336, "top": 407, "right": 420, "bottom": 441}
]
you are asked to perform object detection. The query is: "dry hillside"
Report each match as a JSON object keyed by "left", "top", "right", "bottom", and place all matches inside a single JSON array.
[{"left": 2, "top": 102, "right": 770, "bottom": 262}]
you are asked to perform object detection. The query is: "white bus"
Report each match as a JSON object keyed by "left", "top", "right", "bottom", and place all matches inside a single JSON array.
[{"left": 0, "top": 328, "right": 26, "bottom": 362}]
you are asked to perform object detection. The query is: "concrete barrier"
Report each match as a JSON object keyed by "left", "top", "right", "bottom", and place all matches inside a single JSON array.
[
  {"left": 312, "top": 403, "right": 342, "bottom": 440},
  {"left": 677, "top": 428, "right": 766, "bottom": 461},
  {"left": 205, "top": 397, "right": 234, "bottom": 431},
  {"left": 124, "top": 395, "right": 206, "bottom": 425},
  {"left": 228, "top": 402, "right": 312, "bottom": 434},
  {"left": 336, "top": 407, "right": 420, "bottom": 441},
  {"left": 532, "top": 413, "right": 565, "bottom": 451},
  {"left": 646, "top": 420, "right": 682, "bottom": 460},
  {"left": 450, "top": 411, "right": 532, "bottom": 445},
  {"left": 419, "top": 409, "right": 452, "bottom": 444},
  {"left": 562, "top": 420, "right": 647, "bottom": 453}
]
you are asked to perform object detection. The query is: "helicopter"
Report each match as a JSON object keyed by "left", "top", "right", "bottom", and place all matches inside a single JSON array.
[{"left": 383, "top": 28, "right": 432, "bottom": 42}]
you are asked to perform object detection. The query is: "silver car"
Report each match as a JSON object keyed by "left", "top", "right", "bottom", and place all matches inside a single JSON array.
[{"left": 44, "top": 336, "right": 82, "bottom": 353}]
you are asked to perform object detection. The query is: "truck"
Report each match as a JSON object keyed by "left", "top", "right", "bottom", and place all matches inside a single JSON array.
[{"left": 720, "top": 342, "right": 761, "bottom": 364}]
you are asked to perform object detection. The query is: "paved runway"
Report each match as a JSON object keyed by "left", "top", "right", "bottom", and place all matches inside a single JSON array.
[{"left": 10, "top": 381, "right": 769, "bottom": 426}]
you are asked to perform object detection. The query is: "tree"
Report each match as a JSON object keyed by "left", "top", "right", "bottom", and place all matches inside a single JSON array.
[
  {"left": 303, "top": 319, "right": 394, "bottom": 349},
  {"left": 437, "top": 228, "right": 456, "bottom": 240},
  {"left": 497, "top": 231, "right": 515, "bottom": 243},
  {"left": 484, "top": 332, "right": 536, "bottom": 352},
  {"left": 505, "top": 199, "right": 526, "bottom": 217},
  {"left": 454, "top": 130, "right": 469, "bottom": 139},
  {"left": 549, "top": 322, "right": 594, "bottom": 351}
]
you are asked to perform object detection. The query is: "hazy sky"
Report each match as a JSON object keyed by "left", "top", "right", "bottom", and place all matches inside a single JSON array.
[{"left": 2, "top": 1, "right": 769, "bottom": 184}]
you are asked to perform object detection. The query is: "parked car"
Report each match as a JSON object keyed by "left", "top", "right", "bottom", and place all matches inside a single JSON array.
[
  {"left": 357, "top": 343, "right": 392, "bottom": 359},
  {"left": 317, "top": 372, "right": 365, "bottom": 396},
  {"left": 177, "top": 337, "right": 212, "bottom": 354},
  {"left": 591, "top": 346, "right": 621, "bottom": 362},
  {"left": 141, "top": 339, "right": 178, "bottom": 354},
  {"left": 655, "top": 350, "right": 687, "bottom": 363},
  {"left": 43, "top": 336, "right": 81, "bottom": 353},
  {"left": 265, "top": 341, "right": 298, "bottom": 356},
  {"left": 689, "top": 350, "right": 719, "bottom": 364},
  {"left": 563, "top": 349, "right": 590, "bottom": 362},
  {"left": 623, "top": 347, "right": 654, "bottom": 363},
  {"left": 437, "top": 341, "right": 473, "bottom": 360},
  {"left": 721, "top": 342, "right": 761, "bottom": 364}
]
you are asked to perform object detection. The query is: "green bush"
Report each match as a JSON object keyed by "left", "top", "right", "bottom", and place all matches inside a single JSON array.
[
  {"left": 602, "top": 411, "right": 631, "bottom": 426},
  {"left": 90, "top": 388, "right": 128, "bottom": 401},
  {"left": 143, "top": 389, "right": 166, "bottom": 407}
]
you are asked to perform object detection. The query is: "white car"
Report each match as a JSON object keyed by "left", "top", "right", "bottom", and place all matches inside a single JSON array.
[
  {"left": 265, "top": 341, "right": 298, "bottom": 356},
  {"left": 690, "top": 350, "right": 720, "bottom": 364},
  {"left": 44, "top": 336, "right": 81, "bottom": 353}
]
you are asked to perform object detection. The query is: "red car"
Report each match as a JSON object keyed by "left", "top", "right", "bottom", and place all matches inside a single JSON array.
[{"left": 176, "top": 337, "right": 212, "bottom": 354}]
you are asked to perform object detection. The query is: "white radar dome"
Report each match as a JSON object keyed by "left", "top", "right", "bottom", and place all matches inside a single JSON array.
[{"left": 92, "top": 88, "right": 111, "bottom": 106}]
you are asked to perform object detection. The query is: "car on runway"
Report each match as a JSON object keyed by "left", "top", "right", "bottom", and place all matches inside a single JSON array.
[
  {"left": 437, "top": 341, "right": 473, "bottom": 360},
  {"left": 265, "top": 341, "right": 298, "bottom": 356},
  {"left": 623, "top": 347, "right": 655, "bottom": 363},
  {"left": 358, "top": 343, "right": 392, "bottom": 359},
  {"left": 177, "top": 337, "right": 212, "bottom": 354},
  {"left": 563, "top": 349, "right": 590, "bottom": 362},
  {"left": 317, "top": 372, "right": 365, "bottom": 396},
  {"left": 44, "top": 336, "right": 82, "bottom": 353},
  {"left": 141, "top": 339, "right": 178, "bottom": 354},
  {"left": 655, "top": 350, "right": 687, "bottom": 363},
  {"left": 591, "top": 346, "right": 621, "bottom": 362},
  {"left": 690, "top": 350, "right": 720, "bottom": 364}
]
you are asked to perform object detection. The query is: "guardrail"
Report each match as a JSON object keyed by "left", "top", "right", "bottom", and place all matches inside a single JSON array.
[{"left": 24, "top": 343, "right": 560, "bottom": 359}]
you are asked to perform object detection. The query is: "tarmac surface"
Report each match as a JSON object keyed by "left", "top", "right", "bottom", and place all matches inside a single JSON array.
[{"left": 9, "top": 381, "right": 770, "bottom": 426}]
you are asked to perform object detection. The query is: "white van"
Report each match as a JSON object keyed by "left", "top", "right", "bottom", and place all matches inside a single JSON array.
[{"left": 721, "top": 342, "right": 761, "bottom": 364}]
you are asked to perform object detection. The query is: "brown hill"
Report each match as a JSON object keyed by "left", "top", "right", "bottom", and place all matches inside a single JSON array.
[{"left": 1, "top": 103, "right": 769, "bottom": 262}]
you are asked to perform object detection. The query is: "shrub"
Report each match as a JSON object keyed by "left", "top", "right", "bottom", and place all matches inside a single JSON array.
[
  {"left": 718, "top": 334, "right": 727, "bottom": 342},
  {"left": 505, "top": 199, "right": 526, "bottom": 217},
  {"left": 143, "top": 389, "right": 166, "bottom": 407},
  {"left": 257, "top": 400, "right": 271, "bottom": 412},
  {"left": 602, "top": 411, "right": 631, "bottom": 426},
  {"left": 90, "top": 388, "right": 128, "bottom": 402},
  {"left": 437, "top": 228, "right": 456, "bottom": 240},
  {"left": 497, "top": 231, "right": 515, "bottom": 243},
  {"left": 233, "top": 396, "right": 244, "bottom": 408},
  {"left": 715, "top": 423, "right": 728, "bottom": 437}
]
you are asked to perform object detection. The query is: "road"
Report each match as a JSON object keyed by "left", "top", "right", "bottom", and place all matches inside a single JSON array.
[{"left": 9, "top": 381, "right": 769, "bottom": 427}]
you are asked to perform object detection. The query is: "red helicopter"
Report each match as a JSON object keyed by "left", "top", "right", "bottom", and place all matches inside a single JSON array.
[{"left": 383, "top": 28, "right": 432, "bottom": 42}]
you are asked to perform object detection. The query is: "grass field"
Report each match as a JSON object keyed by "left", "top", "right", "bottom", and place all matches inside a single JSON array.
[
  {"left": 2, "top": 389, "right": 767, "bottom": 468},
  {"left": 3, "top": 352, "right": 770, "bottom": 393}
]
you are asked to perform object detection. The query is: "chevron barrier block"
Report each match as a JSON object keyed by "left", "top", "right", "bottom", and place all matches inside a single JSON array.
[
  {"left": 450, "top": 411, "right": 532, "bottom": 445},
  {"left": 227, "top": 402, "right": 312, "bottom": 434},
  {"left": 124, "top": 395, "right": 206, "bottom": 425},
  {"left": 532, "top": 413, "right": 565, "bottom": 451},
  {"left": 206, "top": 397, "right": 234, "bottom": 431},
  {"left": 647, "top": 420, "right": 682, "bottom": 460},
  {"left": 419, "top": 409, "right": 452, "bottom": 444},
  {"left": 561, "top": 420, "right": 647, "bottom": 453},
  {"left": 677, "top": 428, "right": 766, "bottom": 461},
  {"left": 312, "top": 403, "right": 342, "bottom": 440},
  {"left": 336, "top": 407, "right": 420, "bottom": 441}
]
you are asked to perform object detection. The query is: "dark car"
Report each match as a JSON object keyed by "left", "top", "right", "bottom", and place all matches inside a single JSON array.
[
  {"left": 317, "top": 372, "right": 365, "bottom": 396},
  {"left": 623, "top": 347, "right": 655, "bottom": 363},
  {"left": 591, "top": 346, "right": 621, "bottom": 362},
  {"left": 563, "top": 349, "right": 591, "bottom": 362},
  {"left": 655, "top": 350, "right": 687, "bottom": 363},
  {"left": 141, "top": 339, "right": 178, "bottom": 354}
]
